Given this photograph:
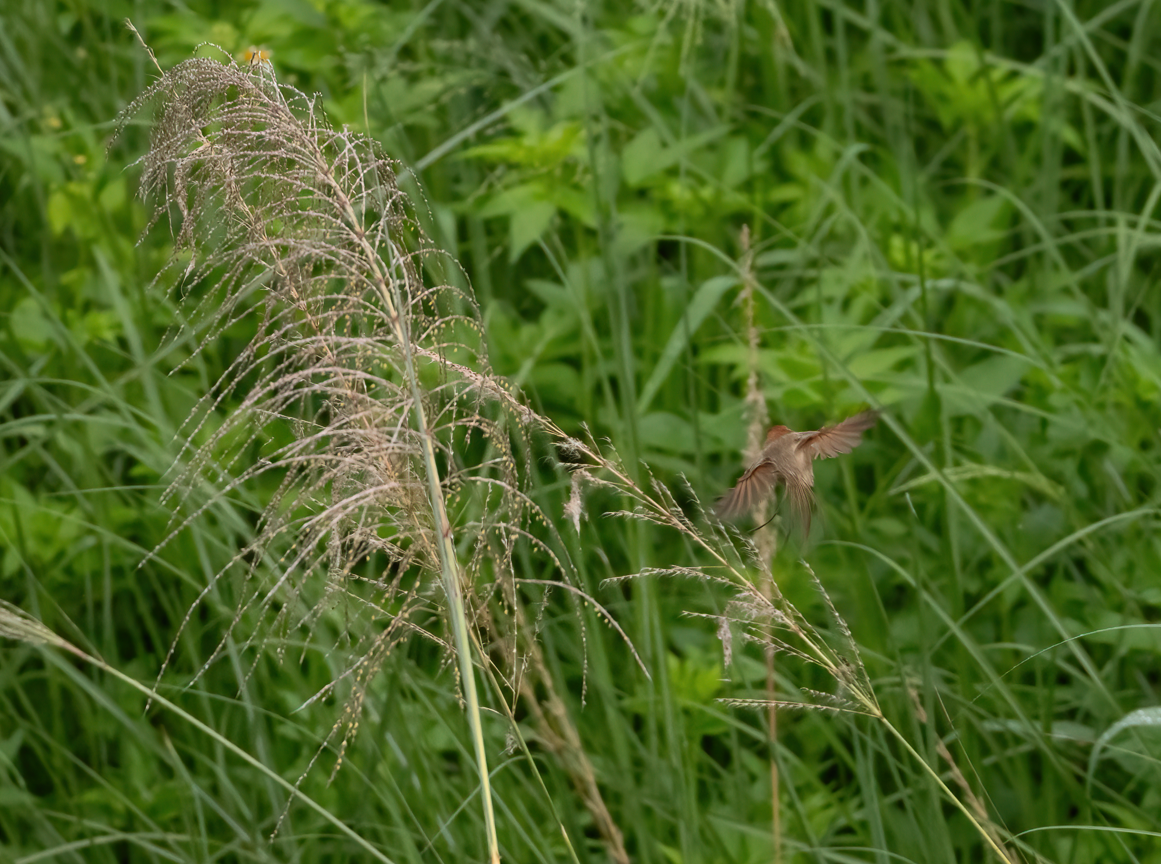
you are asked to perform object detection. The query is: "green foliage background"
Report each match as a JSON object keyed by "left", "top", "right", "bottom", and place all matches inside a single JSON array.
[{"left": 3, "top": 0, "right": 1161, "bottom": 861}]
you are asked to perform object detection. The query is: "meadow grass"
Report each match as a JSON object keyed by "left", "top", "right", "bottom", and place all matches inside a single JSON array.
[{"left": 3, "top": 1, "right": 1161, "bottom": 862}]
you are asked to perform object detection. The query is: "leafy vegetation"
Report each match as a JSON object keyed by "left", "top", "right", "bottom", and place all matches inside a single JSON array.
[{"left": 3, "top": 1, "right": 1161, "bottom": 862}]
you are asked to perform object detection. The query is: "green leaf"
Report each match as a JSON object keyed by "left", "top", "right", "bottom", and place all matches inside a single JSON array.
[
  {"left": 9, "top": 297, "right": 54, "bottom": 352},
  {"left": 613, "top": 204, "right": 664, "bottom": 256},
  {"left": 509, "top": 200, "right": 556, "bottom": 263},
  {"left": 637, "top": 275, "right": 737, "bottom": 413},
  {"left": 946, "top": 196, "right": 1011, "bottom": 251},
  {"left": 621, "top": 126, "right": 728, "bottom": 187},
  {"left": 846, "top": 346, "right": 918, "bottom": 379},
  {"left": 622, "top": 127, "right": 665, "bottom": 186},
  {"left": 47, "top": 188, "right": 74, "bottom": 236},
  {"left": 476, "top": 183, "right": 557, "bottom": 262},
  {"left": 940, "top": 355, "right": 1031, "bottom": 416},
  {"left": 639, "top": 412, "right": 696, "bottom": 453},
  {"left": 0, "top": 134, "right": 65, "bottom": 184},
  {"left": 718, "top": 135, "right": 752, "bottom": 188}
]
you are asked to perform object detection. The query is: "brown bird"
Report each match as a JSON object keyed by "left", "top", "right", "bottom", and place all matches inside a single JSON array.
[{"left": 716, "top": 410, "right": 878, "bottom": 537}]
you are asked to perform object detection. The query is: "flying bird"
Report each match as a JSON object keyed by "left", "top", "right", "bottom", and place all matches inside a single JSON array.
[{"left": 716, "top": 410, "right": 878, "bottom": 537}]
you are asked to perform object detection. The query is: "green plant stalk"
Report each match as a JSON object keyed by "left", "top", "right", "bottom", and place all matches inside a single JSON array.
[
  {"left": 335, "top": 229, "right": 499, "bottom": 861},
  {"left": 409, "top": 371, "right": 502, "bottom": 864},
  {"left": 878, "top": 716, "right": 1011, "bottom": 864},
  {"left": 31, "top": 634, "right": 397, "bottom": 864},
  {"left": 261, "top": 77, "right": 501, "bottom": 862},
  {"left": 355, "top": 248, "right": 500, "bottom": 863}
]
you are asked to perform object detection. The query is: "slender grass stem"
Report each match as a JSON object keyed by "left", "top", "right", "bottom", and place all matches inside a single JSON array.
[
  {"left": 878, "top": 717, "right": 1013, "bottom": 864},
  {"left": 0, "top": 601, "right": 397, "bottom": 864},
  {"left": 312, "top": 123, "right": 501, "bottom": 862}
]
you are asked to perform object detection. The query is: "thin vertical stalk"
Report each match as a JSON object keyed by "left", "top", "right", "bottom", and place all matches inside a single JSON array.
[
  {"left": 740, "top": 226, "right": 779, "bottom": 862},
  {"left": 322, "top": 180, "right": 500, "bottom": 859}
]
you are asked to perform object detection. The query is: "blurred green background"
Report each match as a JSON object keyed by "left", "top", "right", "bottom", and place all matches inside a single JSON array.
[{"left": 3, "top": 0, "right": 1161, "bottom": 861}]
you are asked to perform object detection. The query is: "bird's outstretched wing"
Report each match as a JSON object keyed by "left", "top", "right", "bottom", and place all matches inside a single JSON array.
[
  {"left": 797, "top": 410, "right": 878, "bottom": 460},
  {"left": 715, "top": 460, "right": 780, "bottom": 520}
]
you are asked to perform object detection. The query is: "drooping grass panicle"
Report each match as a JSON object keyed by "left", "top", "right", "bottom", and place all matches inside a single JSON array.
[{"left": 114, "top": 48, "right": 504, "bottom": 642}]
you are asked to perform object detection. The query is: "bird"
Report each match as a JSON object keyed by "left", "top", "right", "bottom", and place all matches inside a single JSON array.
[{"left": 715, "top": 410, "right": 878, "bottom": 537}]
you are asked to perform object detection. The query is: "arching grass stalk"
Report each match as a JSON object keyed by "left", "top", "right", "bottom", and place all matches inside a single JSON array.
[
  {"left": 577, "top": 431, "right": 1016, "bottom": 863},
  {"left": 0, "top": 601, "right": 397, "bottom": 864}
]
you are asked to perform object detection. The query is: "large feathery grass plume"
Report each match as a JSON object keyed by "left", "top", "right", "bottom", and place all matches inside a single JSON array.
[
  {"left": 112, "top": 29, "right": 659, "bottom": 862},
  {"left": 112, "top": 34, "right": 538, "bottom": 859},
  {"left": 107, "top": 32, "right": 659, "bottom": 862}
]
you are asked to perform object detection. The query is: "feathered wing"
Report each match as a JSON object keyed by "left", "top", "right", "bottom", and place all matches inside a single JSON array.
[
  {"left": 784, "top": 477, "right": 815, "bottom": 539},
  {"left": 715, "top": 460, "right": 780, "bottom": 520},
  {"left": 797, "top": 410, "right": 878, "bottom": 460}
]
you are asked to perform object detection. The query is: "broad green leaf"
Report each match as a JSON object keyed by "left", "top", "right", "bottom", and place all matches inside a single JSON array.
[
  {"left": 47, "top": 188, "right": 75, "bottom": 237},
  {"left": 637, "top": 275, "right": 737, "bottom": 413},
  {"left": 622, "top": 126, "right": 728, "bottom": 187},
  {"left": 509, "top": 200, "right": 556, "bottom": 262},
  {"left": 552, "top": 185, "right": 597, "bottom": 228},
  {"left": 718, "top": 136, "right": 751, "bottom": 188},
  {"left": 940, "top": 354, "right": 1031, "bottom": 416},
  {"left": 845, "top": 346, "right": 918, "bottom": 378},
  {"left": 946, "top": 196, "right": 1011, "bottom": 251},
  {"left": 638, "top": 412, "right": 696, "bottom": 454},
  {"left": 0, "top": 134, "right": 65, "bottom": 184},
  {"left": 622, "top": 127, "right": 665, "bottom": 186},
  {"left": 476, "top": 183, "right": 557, "bottom": 261},
  {"left": 477, "top": 182, "right": 542, "bottom": 219},
  {"left": 614, "top": 204, "right": 665, "bottom": 256},
  {"left": 10, "top": 297, "right": 54, "bottom": 352}
]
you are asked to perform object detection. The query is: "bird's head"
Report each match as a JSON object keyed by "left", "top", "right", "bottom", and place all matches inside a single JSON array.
[{"left": 765, "top": 425, "right": 792, "bottom": 444}]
